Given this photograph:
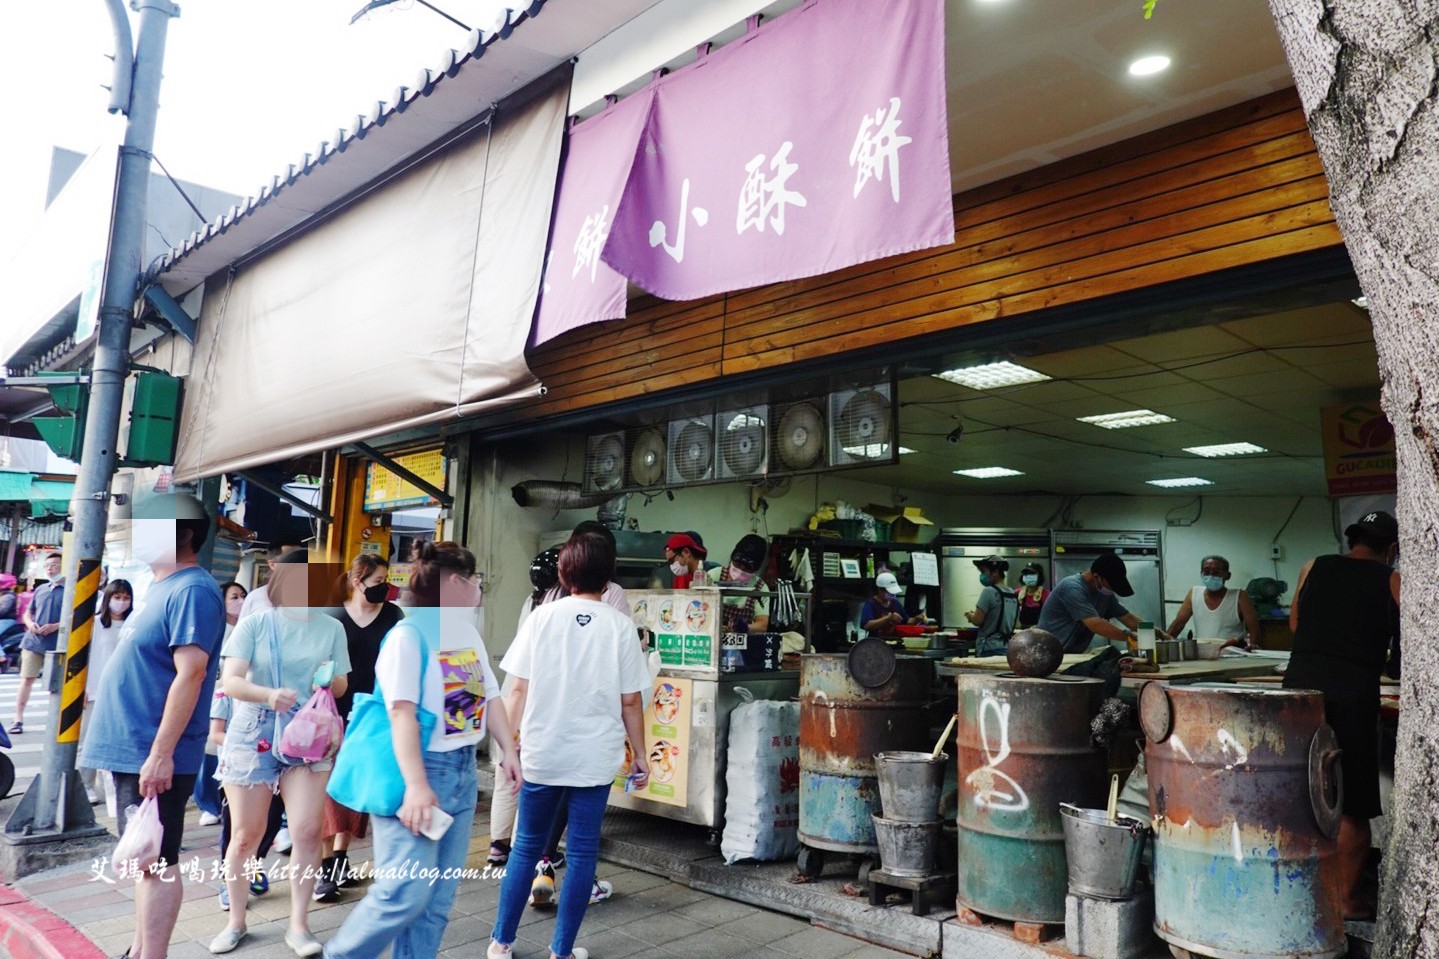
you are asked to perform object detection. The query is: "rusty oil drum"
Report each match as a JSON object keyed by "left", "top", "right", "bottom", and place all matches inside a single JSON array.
[
  {"left": 955, "top": 674, "right": 1106, "bottom": 923},
  {"left": 1140, "top": 683, "right": 1346, "bottom": 959},
  {"left": 797, "top": 653, "right": 930, "bottom": 853}
]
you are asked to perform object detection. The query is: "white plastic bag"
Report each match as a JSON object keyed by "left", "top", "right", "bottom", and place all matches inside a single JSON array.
[
  {"left": 113, "top": 796, "right": 163, "bottom": 874},
  {"left": 722, "top": 693, "right": 801, "bottom": 864}
]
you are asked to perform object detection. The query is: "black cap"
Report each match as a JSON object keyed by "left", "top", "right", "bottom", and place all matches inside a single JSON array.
[
  {"left": 1344, "top": 510, "right": 1398, "bottom": 546},
  {"left": 972, "top": 555, "right": 1009, "bottom": 572},
  {"left": 1090, "top": 552, "right": 1134, "bottom": 597},
  {"left": 731, "top": 534, "right": 768, "bottom": 572}
]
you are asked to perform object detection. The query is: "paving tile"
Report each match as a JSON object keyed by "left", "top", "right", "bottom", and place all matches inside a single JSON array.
[
  {"left": 62, "top": 901, "right": 138, "bottom": 924},
  {"left": 661, "top": 928, "right": 758, "bottom": 958},
  {"left": 840, "top": 944, "right": 914, "bottom": 958},
  {"left": 771, "top": 925, "right": 879, "bottom": 959},
  {"left": 439, "top": 913, "right": 493, "bottom": 949},
  {"left": 674, "top": 894, "right": 762, "bottom": 926},
  {"left": 636, "top": 883, "right": 710, "bottom": 911},
  {"left": 623, "top": 912, "right": 708, "bottom": 945},
  {"left": 713, "top": 908, "right": 810, "bottom": 944}
]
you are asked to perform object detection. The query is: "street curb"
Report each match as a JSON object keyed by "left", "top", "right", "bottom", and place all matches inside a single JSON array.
[{"left": 0, "top": 884, "right": 107, "bottom": 959}]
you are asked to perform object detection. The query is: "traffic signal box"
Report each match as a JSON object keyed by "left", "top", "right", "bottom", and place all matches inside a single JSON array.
[
  {"left": 33, "top": 372, "right": 89, "bottom": 462},
  {"left": 34, "top": 370, "right": 182, "bottom": 467}
]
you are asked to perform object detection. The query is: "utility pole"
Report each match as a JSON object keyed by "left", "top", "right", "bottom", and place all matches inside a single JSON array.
[{"left": 2, "top": 0, "right": 179, "bottom": 859}]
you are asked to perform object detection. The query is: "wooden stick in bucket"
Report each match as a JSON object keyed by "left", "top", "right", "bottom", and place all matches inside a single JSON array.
[
  {"left": 931, "top": 713, "right": 957, "bottom": 761},
  {"left": 1106, "top": 774, "right": 1120, "bottom": 823}
]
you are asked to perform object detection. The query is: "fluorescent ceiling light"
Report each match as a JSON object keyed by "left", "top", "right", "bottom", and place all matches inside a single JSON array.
[
  {"left": 954, "top": 466, "right": 1024, "bottom": 478},
  {"left": 1146, "top": 477, "right": 1213, "bottom": 488},
  {"left": 841, "top": 444, "right": 892, "bottom": 458},
  {"left": 932, "top": 361, "right": 1050, "bottom": 389},
  {"left": 1129, "top": 55, "right": 1171, "bottom": 76},
  {"left": 899, "top": 447, "right": 916, "bottom": 455},
  {"left": 1184, "top": 442, "right": 1267, "bottom": 457},
  {"left": 1077, "top": 409, "right": 1176, "bottom": 429}
]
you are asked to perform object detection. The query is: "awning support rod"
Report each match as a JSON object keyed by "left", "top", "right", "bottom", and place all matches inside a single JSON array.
[
  {"left": 237, "top": 471, "right": 330, "bottom": 523},
  {"left": 347, "top": 442, "right": 453, "bottom": 507}
]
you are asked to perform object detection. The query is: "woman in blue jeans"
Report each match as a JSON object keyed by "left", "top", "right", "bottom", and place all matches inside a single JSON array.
[
  {"left": 327, "top": 542, "right": 519, "bottom": 959},
  {"left": 489, "top": 530, "right": 650, "bottom": 959}
]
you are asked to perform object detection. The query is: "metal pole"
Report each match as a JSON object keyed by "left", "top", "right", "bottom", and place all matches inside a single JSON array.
[{"left": 4, "top": 0, "right": 179, "bottom": 839}]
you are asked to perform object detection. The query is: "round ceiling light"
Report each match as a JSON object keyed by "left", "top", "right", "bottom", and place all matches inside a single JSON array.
[{"left": 1129, "top": 55, "right": 1171, "bottom": 77}]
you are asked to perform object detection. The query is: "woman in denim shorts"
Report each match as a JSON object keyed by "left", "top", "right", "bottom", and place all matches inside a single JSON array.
[{"left": 210, "top": 551, "right": 350, "bottom": 957}]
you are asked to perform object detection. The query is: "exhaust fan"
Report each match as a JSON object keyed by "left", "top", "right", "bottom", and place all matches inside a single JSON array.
[
  {"left": 667, "top": 415, "right": 716, "bottom": 485},
  {"left": 773, "top": 401, "right": 825, "bottom": 472},
  {"left": 829, "top": 382, "right": 894, "bottom": 466},
  {"left": 583, "top": 433, "right": 626, "bottom": 493},
  {"left": 627, "top": 428, "right": 667, "bottom": 488},
  {"left": 717, "top": 406, "right": 769, "bottom": 479}
]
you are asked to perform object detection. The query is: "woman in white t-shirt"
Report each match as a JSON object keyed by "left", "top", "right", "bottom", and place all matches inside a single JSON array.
[
  {"left": 79, "top": 579, "right": 133, "bottom": 804},
  {"left": 488, "top": 531, "right": 651, "bottom": 959},
  {"left": 326, "top": 542, "right": 519, "bottom": 959}
]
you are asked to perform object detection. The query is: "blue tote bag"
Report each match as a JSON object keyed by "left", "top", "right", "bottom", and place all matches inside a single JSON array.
[{"left": 326, "top": 623, "right": 437, "bottom": 817}]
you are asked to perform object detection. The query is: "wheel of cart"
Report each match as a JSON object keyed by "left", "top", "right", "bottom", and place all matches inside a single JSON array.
[
  {"left": 855, "top": 857, "right": 877, "bottom": 887},
  {"left": 796, "top": 844, "right": 826, "bottom": 879}
]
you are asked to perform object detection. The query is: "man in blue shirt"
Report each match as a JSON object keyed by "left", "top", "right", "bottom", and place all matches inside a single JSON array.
[
  {"left": 860, "top": 572, "right": 923, "bottom": 637},
  {"left": 1037, "top": 552, "right": 1161, "bottom": 653},
  {"left": 10, "top": 551, "right": 65, "bottom": 734},
  {"left": 81, "top": 493, "right": 225, "bottom": 959}
]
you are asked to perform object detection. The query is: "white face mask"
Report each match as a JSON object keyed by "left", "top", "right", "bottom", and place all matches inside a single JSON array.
[
  {"left": 669, "top": 560, "right": 688, "bottom": 577},
  {"left": 130, "top": 519, "right": 178, "bottom": 566},
  {"left": 728, "top": 565, "right": 754, "bottom": 585},
  {"left": 109, "top": 598, "right": 131, "bottom": 616}
]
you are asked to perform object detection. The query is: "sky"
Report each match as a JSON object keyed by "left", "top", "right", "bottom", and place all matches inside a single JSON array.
[{"left": 0, "top": 1, "right": 521, "bottom": 264}]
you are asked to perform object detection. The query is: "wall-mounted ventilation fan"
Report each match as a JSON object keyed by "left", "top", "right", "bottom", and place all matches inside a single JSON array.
[
  {"left": 667, "top": 415, "right": 716, "bottom": 485},
  {"left": 627, "top": 428, "right": 667, "bottom": 487},
  {"left": 584, "top": 432, "right": 626, "bottom": 493},
  {"left": 717, "top": 406, "right": 769, "bottom": 479},
  {"left": 773, "top": 401, "right": 826, "bottom": 472},
  {"left": 829, "top": 382, "right": 894, "bottom": 466}
]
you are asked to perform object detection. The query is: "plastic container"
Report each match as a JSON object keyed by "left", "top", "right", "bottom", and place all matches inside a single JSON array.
[
  {"left": 1060, "top": 804, "right": 1149, "bottom": 900},
  {"left": 1136, "top": 622, "right": 1156, "bottom": 661}
]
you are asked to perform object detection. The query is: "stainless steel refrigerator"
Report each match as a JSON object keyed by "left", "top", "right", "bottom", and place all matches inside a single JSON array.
[
  {"left": 937, "top": 528, "right": 1052, "bottom": 629},
  {"left": 1050, "top": 529, "right": 1164, "bottom": 630}
]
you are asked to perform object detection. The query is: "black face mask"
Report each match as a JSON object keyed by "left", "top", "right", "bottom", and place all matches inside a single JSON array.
[{"left": 363, "top": 582, "right": 389, "bottom": 604}]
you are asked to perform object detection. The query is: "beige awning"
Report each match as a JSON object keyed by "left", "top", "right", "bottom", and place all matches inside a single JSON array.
[{"left": 171, "top": 81, "right": 567, "bottom": 481}]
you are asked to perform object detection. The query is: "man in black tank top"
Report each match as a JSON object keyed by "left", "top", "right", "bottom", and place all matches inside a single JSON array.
[{"left": 1283, "top": 510, "right": 1400, "bottom": 920}]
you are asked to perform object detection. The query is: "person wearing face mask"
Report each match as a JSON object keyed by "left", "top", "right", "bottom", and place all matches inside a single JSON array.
[
  {"left": 1165, "top": 555, "right": 1261, "bottom": 650},
  {"left": 861, "top": 572, "right": 924, "bottom": 638},
  {"left": 1036, "top": 552, "right": 1169, "bottom": 654},
  {"left": 663, "top": 533, "right": 707, "bottom": 589},
  {"left": 11, "top": 551, "right": 65, "bottom": 734},
  {"left": 79, "top": 579, "right": 134, "bottom": 804},
  {"left": 313, "top": 554, "right": 405, "bottom": 902},
  {"left": 1015, "top": 564, "right": 1049, "bottom": 629},
  {"left": 965, "top": 557, "right": 1019, "bottom": 657},
  {"left": 197, "top": 583, "right": 248, "bottom": 827},
  {"left": 706, "top": 534, "right": 771, "bottom": 633},
  {"left": 1283, "top": 511, "right": 1400, "bottom": 920}
]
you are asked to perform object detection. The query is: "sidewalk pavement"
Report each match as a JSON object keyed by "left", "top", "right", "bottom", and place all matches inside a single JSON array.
[{"left": 3, "top": 802, "right": 911, "bottom": 959}]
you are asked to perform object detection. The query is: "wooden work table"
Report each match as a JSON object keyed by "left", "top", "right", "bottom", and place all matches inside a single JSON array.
[{"left": 935, "top": 653, "right": 1284, "bottom": 688}]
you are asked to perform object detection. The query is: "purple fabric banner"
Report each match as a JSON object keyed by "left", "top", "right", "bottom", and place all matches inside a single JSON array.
[
  {"left": 531, "top": 89, "right": 655, "bottom": 347},
  {"left": 533, "top": 0, "right": 952, "bottom": 344},
  {"left": 605, "top": 0, "right": 952, "bottom": 301}
]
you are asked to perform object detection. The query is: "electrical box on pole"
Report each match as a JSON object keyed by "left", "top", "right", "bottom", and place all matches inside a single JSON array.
[
  {"left": 119, "top": 371, "right": 182, "bottom": 467},
  {"left": 33, "top": 372, "right": 89, "bottom": 462}
]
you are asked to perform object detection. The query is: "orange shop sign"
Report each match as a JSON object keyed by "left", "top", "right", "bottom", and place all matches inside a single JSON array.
[{"left": 1320, "top": 402, "right": 1395, "bottom": 496}]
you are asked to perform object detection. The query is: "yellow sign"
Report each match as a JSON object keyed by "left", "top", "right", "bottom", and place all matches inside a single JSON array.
[
  {"left": 1320, "top": 403, "right": 1395, "bottom": 496},
  {"left": 613, "top": 676, "right": 692, "bottom": 807},
  {"left": 363, "top": 449, "right": 447, "bottom": 512}
]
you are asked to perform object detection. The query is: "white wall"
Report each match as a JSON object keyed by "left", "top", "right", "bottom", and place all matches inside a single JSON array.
[{"left": 466, "top": 433, "right": 1346, "bottom": 660}]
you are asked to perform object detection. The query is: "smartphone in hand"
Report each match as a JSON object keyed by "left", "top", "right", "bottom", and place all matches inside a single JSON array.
[{"left": 420, "top": 806, "right": 454, "bottom": 841}]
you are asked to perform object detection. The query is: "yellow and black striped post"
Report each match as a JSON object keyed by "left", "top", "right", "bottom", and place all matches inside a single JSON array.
[{"left": 57, "top": 558, "right": 102, "bottom": 744}]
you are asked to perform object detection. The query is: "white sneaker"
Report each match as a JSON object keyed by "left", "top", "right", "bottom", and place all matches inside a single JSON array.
[
  {"left": 273, "top": 826, "right": 292, "bottom": 855},
  {"left": 208, "top": 926, "right": 247, "bottom": 954},
  {"left": 85, "top": 786, "right": 100, "bottom": 805},
  {"left": 199, "top": 811, "right": 222, "bottom": 826}
]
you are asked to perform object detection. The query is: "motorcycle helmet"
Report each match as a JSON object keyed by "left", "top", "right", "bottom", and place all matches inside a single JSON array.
[{"left": 529, "top": 547, "right": 561, "bottom": 594}]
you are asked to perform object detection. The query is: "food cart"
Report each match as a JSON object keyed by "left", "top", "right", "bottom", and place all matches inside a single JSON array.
[{"left": 608, "top": 587, "right": 804, "bottom": 841}]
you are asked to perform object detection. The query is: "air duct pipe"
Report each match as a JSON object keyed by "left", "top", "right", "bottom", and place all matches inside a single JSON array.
[{"left": 510, "top": 481, "right": 620, "bottom": 511}]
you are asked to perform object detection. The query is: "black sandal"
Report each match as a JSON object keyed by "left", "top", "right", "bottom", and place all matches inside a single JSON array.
[{"left": 487, "top": 840, "right": 510, "bottom": 865}]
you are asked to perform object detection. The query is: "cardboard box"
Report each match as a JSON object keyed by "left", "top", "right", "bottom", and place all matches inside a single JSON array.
[{"left": 866, "top": 504, "right": 935, "bottom": 543}]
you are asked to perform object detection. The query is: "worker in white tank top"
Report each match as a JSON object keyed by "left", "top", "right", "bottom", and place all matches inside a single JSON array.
[{"left": 1165, "top": 554, "right": 1262, "bottom": 649}]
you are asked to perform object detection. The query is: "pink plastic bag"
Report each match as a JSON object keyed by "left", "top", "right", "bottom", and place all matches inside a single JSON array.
[
  {"left": 278, "top": 686, "right": 345, "bottom": 763},
  {"left": 113, "top": 796, "right": 163, "bottom": 874}
]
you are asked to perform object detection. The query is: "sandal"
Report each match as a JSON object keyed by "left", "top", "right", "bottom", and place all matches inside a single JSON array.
[{"left": 487, "top": 840, "right": 510, "bottom": 865}]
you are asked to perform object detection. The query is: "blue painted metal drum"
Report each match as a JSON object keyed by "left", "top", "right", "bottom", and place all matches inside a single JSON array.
[
  {"left": 1141, "top": 683, "right": 1346, "bottom": 959},
  {"left": 797, "top": 654, "right": 929, "bottom": 853},
  {"left": 955, "top": 674, "right": 1107, "bottom": 923}
]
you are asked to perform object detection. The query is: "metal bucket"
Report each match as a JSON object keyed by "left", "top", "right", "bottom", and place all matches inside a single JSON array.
[
  {"left": 798, "top": 654, "right": 929, "bottom": 853},
  {"left": 875, "top": 750, "right": 947, "bottom": 822},
  {"left": 872, "top": 815, "right": 942, "bottom": 878},
  {"left": 955, "top": 674, "right": 1107, "bottom": 923},
  {"left": 1140, "top": 682, "right": 1346, "bottom": 959},
  {"left": 1059, "top": 804, "right": 1148, "bottom": 900}
]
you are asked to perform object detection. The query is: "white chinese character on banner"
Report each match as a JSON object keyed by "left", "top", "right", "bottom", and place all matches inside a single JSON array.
[
  {"left": 849, "top": 96, "right": 913, "bottom": 203},
  {"left": 572, "top": 205, "right": 611, "bottom": 282},
  {"left": 649, "top": 178, "right": 710, "bottom": 263},
  {"left": 736, "top": 141, "right": 808, "bottom": 236}
]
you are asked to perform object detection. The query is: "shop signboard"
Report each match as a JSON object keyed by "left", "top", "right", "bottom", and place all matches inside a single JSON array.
[
  {"left": 629, "top": 589, "right": 718, "bottom": 672},
  {"left": 612, "top": 675, "right": 692, "bottom": 808},
  {"left": 1320, "top": 402, "right": 1396, "bottom": 496},
  {"left": 363, "top": 449, "right": 446, "bottom": 512}
]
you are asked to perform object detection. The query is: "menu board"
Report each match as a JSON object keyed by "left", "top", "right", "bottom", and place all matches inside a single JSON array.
[
  {"left": 629, "top": 590, "right": 717, "bottom": 672},
  {"left": 363, "top": 448, "right": 447, "bottom": 511},
  {"left": 612, "top": 676, "right": 692, "bottom": 807}
]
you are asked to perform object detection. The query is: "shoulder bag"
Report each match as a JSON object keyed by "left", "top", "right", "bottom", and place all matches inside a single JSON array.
[{"left": 326, "top": 623, "right": 437, "bottom": 816}]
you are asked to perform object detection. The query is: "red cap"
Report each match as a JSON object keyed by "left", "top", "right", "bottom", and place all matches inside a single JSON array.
[{"left": 665, "top": 533, "right": 707, "bottom": 557}]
